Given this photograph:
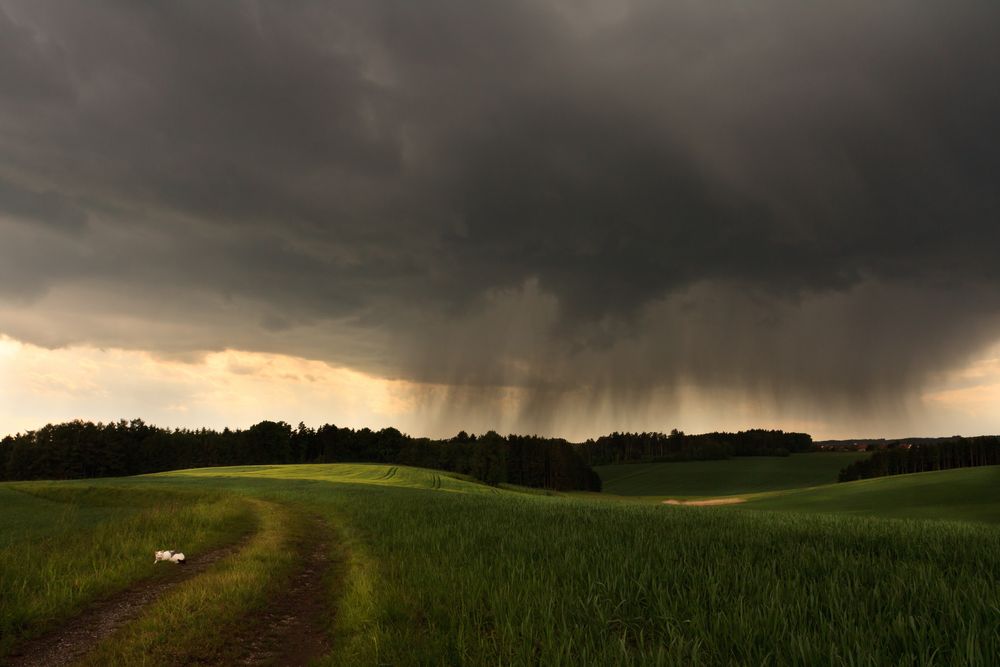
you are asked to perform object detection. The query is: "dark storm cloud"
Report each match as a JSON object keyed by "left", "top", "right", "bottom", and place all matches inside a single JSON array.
[
  {"left": 0, "top": 179, "right": 87, "bottom": 231},
  {"left": 2, "top": 0, "right": 1000, "bottom": 421}
]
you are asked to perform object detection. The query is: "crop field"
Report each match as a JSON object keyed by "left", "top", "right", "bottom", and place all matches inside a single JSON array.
[
  {"left": 596, "top": 452, "right": 868, "bottom": 497},
  {"left": 3, "top": 462, "right": 1000, "bottom": 665},
  {"left": 744, "top": 465, "right": 1000, "bottom": 523}
]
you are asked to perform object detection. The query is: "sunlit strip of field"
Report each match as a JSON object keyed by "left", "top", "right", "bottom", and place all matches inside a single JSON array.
[{"left": 157, "top": 462, "right": 498, "bottom": 494}]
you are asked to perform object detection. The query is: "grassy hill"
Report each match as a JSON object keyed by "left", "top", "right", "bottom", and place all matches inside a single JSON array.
[
  {"left": 162, "top": 462, "right": 499, "bottom": 494},
  {"left": 3, "top": 462, "right": 1000, "bottom": 665},
  {"left": 744, "top": 465, "right": 1000, "bottom": 523},
  {"left": 596, "top": 452, "right": 867, "bottom": 497}
]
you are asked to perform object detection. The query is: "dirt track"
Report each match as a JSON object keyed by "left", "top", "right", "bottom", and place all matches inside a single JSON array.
[
  {"left": 220, "top": 516, "right": 336, "bottom": 666},
  {"left": 662, "top": 497, "right": 746, "bottom": 506},
  {"left": 6, "top": 533, "right": 253, "bottom": 667},
  {"left": 6, "top": 514, "right": 339, "bottom": 667}
]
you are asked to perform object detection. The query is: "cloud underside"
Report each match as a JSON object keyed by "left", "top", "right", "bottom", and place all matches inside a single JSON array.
[{"left": 1, "top": 0, "right": 1000, "bottom": 420}]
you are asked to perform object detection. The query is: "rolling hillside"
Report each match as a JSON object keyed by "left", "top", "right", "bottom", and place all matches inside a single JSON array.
[
  {"left": 160, "top": 462, "right": 499, "bottom": 494},
  {"left": 4, "top": 462, "right": 1000, "bottom": 665},
  {"left": 596, "top": 452, "right": 867, "bottom": 497},
  {"left": 743, "top": 465, "right": 1000, "bottom": 523}
]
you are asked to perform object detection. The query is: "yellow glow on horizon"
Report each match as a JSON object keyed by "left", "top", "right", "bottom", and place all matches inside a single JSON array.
[
  {"left": 922, "top": 352, "right": 1000, "bottom": 418},
  {"left": 2, "top": 335, "right": 1000, "bottom": 440},
  {"left": 0, "top": 335, "right": 422, "bottom": 436}
]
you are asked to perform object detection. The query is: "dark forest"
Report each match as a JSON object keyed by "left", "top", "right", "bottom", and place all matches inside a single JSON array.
[
  {"left": 838, "top": 437, "right": 1000, "bottom": 481},
  {"left": 0, "top": 420, "right": 601, "bottom": 491}
]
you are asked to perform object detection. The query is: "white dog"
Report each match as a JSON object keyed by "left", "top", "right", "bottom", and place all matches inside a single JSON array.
[{"left": 154, "top": 549, "right": 186, "bottom": 564}]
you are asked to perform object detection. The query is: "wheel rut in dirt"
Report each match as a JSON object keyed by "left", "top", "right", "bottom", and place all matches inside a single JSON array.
[
  {"left": 223, "top": 515, "right": 337, "bottom": 667},
  {"left": 6, "top": 532, "right": 254, "bottom": 667}
]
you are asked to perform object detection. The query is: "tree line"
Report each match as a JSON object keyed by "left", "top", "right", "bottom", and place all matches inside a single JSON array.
[
  {"left": 0, "top": 419, "right": 601, "bottom": 491},
  {"left": 837, "top": 436, "right": 1000, "bottom": 482},
  {"left": 577, "top": 429, "right": 814, "bottom": 466}
]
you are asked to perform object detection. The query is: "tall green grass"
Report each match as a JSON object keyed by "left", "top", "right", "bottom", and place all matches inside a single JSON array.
[
  {"left": 148, "top": 465, "right": 1000, "bottom": 666},
  {"left": 4, "top": 464, "right": 1000, "bottom": 665},
  {"left": 80, "top": 499, "right": 307, "bottom": 665},
  {"left": 318, "top": 486, "right": 1000, "bottom": 665},
  {"left": 0, "top": 484, "right": 254, "bottom": 655}
]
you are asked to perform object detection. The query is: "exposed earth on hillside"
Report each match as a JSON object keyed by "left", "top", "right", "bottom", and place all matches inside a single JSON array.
[{"left": 663, "top": 497, "right": 747, "bottom": 506}]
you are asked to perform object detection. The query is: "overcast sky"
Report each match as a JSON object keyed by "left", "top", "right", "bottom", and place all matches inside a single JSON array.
[{"left": 2, "top": 0, "right": 1000, "bottom": 439}]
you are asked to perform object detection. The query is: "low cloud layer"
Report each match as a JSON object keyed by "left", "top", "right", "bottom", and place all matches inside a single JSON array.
[{"left": 1, "top": 1, "right": 999, "bottom": 433}]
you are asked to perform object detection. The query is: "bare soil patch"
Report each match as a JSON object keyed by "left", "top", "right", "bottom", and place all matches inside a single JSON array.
[
  {"left": 6, "top": 533, "right": 253, "bottom": 667},
  {"left": 663, "top": 497, "right": 746, "bottom": 506}
]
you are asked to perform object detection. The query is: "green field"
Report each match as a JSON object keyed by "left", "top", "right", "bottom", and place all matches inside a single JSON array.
[
  {"left": 597, "top": 452, "right": 868, "bottom": 497},
  {"left": 744, "top": 465, "right": 1000, "bottom": 523},
  {"left": 0, "top": 484, "right": 255, "bottom": 657},
  {"left": 3, "top": 462, "right": 1000, "bottom": 665}
]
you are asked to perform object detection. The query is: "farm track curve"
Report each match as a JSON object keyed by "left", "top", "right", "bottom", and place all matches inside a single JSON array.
[{"left": 5, "top": 531, "right": 256, "bottom": 667}]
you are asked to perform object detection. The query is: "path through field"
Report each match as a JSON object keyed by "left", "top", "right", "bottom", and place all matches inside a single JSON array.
[
  {"left": 663, "top": 497, "right": 746, "bottom": 506},
  {"left": 6, "top": 533, "right": 254, "bottom": 667},
  {"left": 221, "top": 515, "right": 336, "bottom": 666}
]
